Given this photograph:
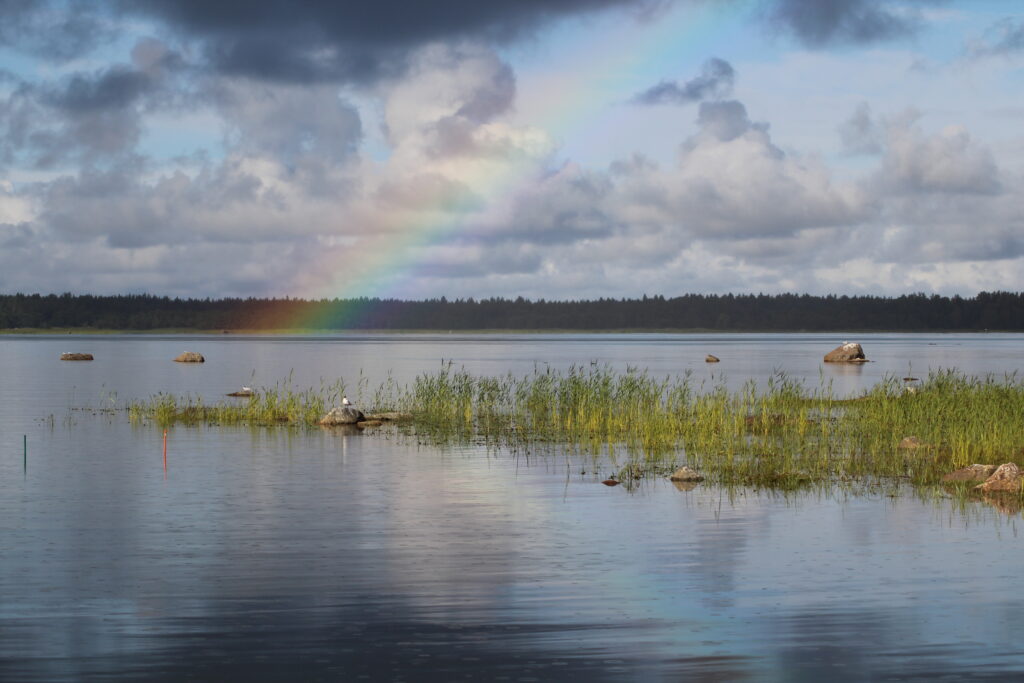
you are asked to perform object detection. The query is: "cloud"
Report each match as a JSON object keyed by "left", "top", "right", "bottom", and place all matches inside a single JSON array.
[
  {"left": 2, "top": 4, "right": 1022, "bottom": 301},
  {"left": 209, "top": 78, "right": 363, "bottom": 165},
  {"left": 874, "top": 112, "right": 1001, "bottom": 195},
  {"left": 0, "top": 38, "right": 189, "bottom": 170},
  {"left": 966, "top": 17, "right": 1024, "bottom": 58},
  {"left": 119, "top": 0, "right": 646, "bottom": 84},
  {"left": 0, "top": 77, "right": 146, "bottom": 169},
  {"left": 632, "top": 58, "right": 734, "bottom": 105},
  {"left": 690, "top": 100, "right": 768, "bottom": 144},
  {"left": 762, "top": 0, "right": 929, "bottom": 47},
  {"left": 838, "top": 103, "right": 883, "bottom": 155},
  {"left": 0, "top": 0, "right": 115, "bottom": 62}
]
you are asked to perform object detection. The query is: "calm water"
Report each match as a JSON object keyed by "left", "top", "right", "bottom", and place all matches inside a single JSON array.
[{"left": 1, "top": 333, "right": 1023, "bottom": 680}]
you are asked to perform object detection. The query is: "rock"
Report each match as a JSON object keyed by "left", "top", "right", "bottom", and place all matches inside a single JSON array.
[
  {"left": 601, "top": 479, "right": 620, "bottom": 487},
  {"left": 823, "top": 342, "right": 868, "bottom": 363},
  {"left": 356, "top": 420, "right": 383, "bottom": 428},
  {"left": 319, "top": 405, "right": 365, "bottom": 425},
  {"left": 363, "top": 412, "right": 412, "bottom": 421},
  {"left": 975, "top": 463, "right": 1024, "bottom": 493},
  {"left": 669, "top": 466, "right": 704, "bottom": 482},
  {"left": 705, "top": 354, "right": 720, "bottom": 363},
  {"left": 942, "top": 464, "right": 997, "bottom": 483},
  {"left": 174, "top": 351, "right": 205, "bottom": 363},
  {"left": 226, "top": 388, "right": 254, "bottom": 397},
  {"left": 898, "top": 436, "right": 923, "bottom": 449},
  {"left": 60, "top": 352, "right": 93, "bottom": 361}
]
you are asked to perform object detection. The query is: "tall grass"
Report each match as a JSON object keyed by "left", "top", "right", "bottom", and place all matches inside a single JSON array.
[{"left": 125, "top": 366, "right": 1024, "bottom": 491}]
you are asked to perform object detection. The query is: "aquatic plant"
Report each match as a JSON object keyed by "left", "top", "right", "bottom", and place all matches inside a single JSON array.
[{"left": 124, "top": 366, "right": 1024, "bottom": 493}]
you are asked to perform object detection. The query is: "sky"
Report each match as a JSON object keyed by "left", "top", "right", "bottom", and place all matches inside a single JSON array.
[{"left": 0, "top": 0, "right": 1022, "bottom": 300}]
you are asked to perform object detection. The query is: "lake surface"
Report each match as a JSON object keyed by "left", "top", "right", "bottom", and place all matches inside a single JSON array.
[{"left": 1, "top": 332, "right": 1023, "bottom": 680}]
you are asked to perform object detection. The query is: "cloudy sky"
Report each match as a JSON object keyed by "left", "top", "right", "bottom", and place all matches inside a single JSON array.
[{"left": 0, "top": 0, "right": 1022, "bottom": 299}]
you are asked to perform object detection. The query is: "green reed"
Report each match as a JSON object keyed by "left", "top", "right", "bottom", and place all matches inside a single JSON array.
[
  {"left": 406, "top": 365, "right": 1024, "bottom": 490},
  {"left": 124, "top": 365, "right": 1024, "bottom": 492}
]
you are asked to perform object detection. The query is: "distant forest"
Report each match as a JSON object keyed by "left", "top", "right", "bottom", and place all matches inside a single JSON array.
[{"left": 2, "top": 291, "right": 1024, "bottom": 331}]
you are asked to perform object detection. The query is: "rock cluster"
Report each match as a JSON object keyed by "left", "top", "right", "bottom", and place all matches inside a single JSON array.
[
  {"left": 975, "top": 463, "right": 1024, "bottom": 493},
  {"left": 941, "top": 464, "right": 998, "bottom": 483}
]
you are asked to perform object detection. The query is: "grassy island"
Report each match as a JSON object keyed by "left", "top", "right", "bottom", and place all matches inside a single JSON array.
[{"left": 125, "top": 367, "right": 1024, "bottom": 493}]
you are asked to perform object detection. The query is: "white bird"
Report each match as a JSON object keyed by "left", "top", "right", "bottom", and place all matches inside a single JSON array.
[
  {"left": 341, "top": 396, "right": 351, "bottom": 406},
  {"left": 242, "top": 386, "right": 252, "bottom": 392}
]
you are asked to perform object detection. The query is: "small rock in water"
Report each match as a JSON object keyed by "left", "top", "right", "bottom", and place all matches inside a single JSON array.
[
  {"left": 942, "top": 464, "right": 997, "bottom": 483},
  {"left": 823, "top": 342, "right": 868, "bottom": 363},
  {"left": 363, "top": 412, "right": 412, "bottom": 421},
  {"left": 226, "top": 388, "right": 254, "bottom": 397},
  {"left": 975, "top": 463, "right": 1024, "bottom": 493},
  {"left": 669, "top": 466, "right": 704, "bottom": 482},
  {"left": 705, "top": 354, "right": 720, "bottom": 363},
  {"left": 601, "top": 479, "right": 620, "bottom": 487},
  {"left": 60, "top": 352, "right": 93, "bottom": 361},
  {"left": 319, "top": 405, "right": 365, "bottom": 425},
  {"left": 174, "top": 351, "right": 205, "bottom": 363}
]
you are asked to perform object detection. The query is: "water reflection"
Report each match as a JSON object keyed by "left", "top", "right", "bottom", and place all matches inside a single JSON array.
[{"left": 3, "top": 334, "right": 1024, "bottom": 679}]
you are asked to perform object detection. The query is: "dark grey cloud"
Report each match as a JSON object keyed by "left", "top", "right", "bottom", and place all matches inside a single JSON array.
[
  {"left": 43, "top": 67, "right": 154, "bottom": 113},
  {"left": 968, "top": 17, "right": 1024, "bottom": 58},
  {"left": 695, "top": 100, "right": 769, "bottom": 144},
  {"left": 762, "top": 0, "right": 930, "bottom": 47},
  {"left": 632, "top": 58, "right": 734, "bottom": 106},
  {"left": 120, "top": 0, "right": 645, "bottom": 83}
]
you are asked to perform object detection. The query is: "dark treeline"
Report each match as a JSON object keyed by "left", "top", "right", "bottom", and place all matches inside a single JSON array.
[{"left": 2, "top": 291, "right": 1024, "bottom": 331}]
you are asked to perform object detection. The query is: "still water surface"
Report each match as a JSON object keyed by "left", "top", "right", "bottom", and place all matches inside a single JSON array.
[{"left": 1, "top": 333, "right": 1023, "bottom": 680}]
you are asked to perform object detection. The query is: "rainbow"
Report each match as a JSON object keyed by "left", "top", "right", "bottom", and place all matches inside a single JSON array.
[{"left": 282, "top": 1, "right": 751, "bottom": 330}]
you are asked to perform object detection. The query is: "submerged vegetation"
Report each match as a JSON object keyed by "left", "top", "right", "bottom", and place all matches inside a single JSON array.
[{"left": 125, "top": 366, "right": 1024, "bottom": 492}]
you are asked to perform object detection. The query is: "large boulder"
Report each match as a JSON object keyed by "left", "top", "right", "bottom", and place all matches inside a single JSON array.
[
  {"left": 975, "top": 463, "right": 1024, "bottom": 493},
  {"left": 823, "top": 342, "right": 867, "bottom": 363},
  {"left": 319, "top": 406, "right": 365, "bottom": 425},
  {"left": 942, "top": 464, "right": 997, "bottom": 483},
  {"left": 174, "top": 351, "right": 205, "bottom": 363},
  {"left": 60, "top": 352, "right": 93, "bottom": 361}
]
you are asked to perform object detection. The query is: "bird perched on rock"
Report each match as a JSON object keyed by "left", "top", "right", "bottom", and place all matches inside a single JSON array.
[{"left": 342, "top": 396, "right": 351, "bottom": 406}]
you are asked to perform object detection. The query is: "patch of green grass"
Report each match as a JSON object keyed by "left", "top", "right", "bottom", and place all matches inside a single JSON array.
[{"left": 124, "top": 366, "right": 1024, "bottom": 493}]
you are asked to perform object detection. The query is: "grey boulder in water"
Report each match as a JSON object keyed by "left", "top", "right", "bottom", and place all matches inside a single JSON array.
[{"left": 319, "top": 405, "right": 366, "bottom": 425}]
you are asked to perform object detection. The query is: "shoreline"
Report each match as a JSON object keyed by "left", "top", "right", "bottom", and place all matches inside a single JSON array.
[{"left": 0, "top": 327, "right": 1016, "bottom": 336}]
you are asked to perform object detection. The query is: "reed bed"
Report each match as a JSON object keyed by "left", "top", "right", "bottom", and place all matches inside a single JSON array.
[{"left": 125, "top": 366, "right": 1024, "bottom": 491}]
